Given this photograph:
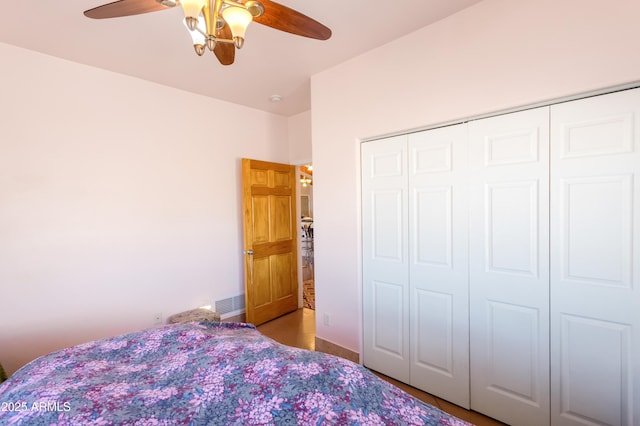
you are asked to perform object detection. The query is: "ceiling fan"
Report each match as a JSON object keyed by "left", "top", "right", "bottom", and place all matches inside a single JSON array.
[{"left": 84, "top": 0, "right": 331, "bottom": 65}]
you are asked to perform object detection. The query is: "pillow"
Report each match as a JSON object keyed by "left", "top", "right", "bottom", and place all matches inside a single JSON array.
[{"left": 167, "top": 308, "right": 220, "bottom": 324}]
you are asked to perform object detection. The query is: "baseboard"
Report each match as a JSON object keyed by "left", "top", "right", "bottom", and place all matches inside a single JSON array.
[
  {"left": 222, "top": 313, "right": 246, "bottom": 323},
  {"left": 315, "top": 337, "right": 360, "bottom": 363}
]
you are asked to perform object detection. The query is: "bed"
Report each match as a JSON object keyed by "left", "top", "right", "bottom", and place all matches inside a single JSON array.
[{"left": 0, "top": 322, "right": 471, "bottom": 425}]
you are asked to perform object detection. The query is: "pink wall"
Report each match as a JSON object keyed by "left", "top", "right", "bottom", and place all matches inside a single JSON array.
[
  {"left": 288, "top": 110, "right": 312, "bottom": 165},
  {"left": 311, "top": 0, "right": 640, "bottom": 356},
  {"left": 0, "top": 43, "right": 289, "bottom": 375}
]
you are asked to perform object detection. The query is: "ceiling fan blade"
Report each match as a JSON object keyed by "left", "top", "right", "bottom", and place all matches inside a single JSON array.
[
  {"left": 253, "top": 0, "right": 331, "bottom": 40},
  {"left": 214, "top": 23, "right": 235, "bottom": 65},
  {"left": 84, "top": 0, "right": 170, "bottom": 19}
]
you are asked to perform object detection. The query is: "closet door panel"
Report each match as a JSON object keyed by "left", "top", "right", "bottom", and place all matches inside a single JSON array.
[
  {"left": 409, "top": 124, "right": 470, "bottom": 408},
  {"left": 550, "top": 88, "right": 640, "bottom": 426},
  {"left": 362, "top": 136, "right": 410, "bottom": 383},
  {"left": 485, "top": 180, "right": 539, "bottom": 276},
  {"left": 469, "top": 107, "right": 550, "bottom": 426}
]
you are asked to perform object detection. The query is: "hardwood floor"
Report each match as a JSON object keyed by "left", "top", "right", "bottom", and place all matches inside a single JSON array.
[
  {"left": 257, "top": 308, "right": 507, "bottom": 426},
  {"left": 256, "top": 307, "right": 316, "bottom": 351}
]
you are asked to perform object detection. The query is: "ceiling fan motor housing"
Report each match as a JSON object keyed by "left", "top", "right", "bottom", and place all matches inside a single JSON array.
[
  {"left": 244, "top": 1, "right": 265, "bottom": 18},
  {"left": 156, "top": 0, "right": 177, "bottom": 7}
]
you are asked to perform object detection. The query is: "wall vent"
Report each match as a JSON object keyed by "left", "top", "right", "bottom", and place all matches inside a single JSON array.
[{"left": 215, "top": 294, "right": 246, "bottom": 319}]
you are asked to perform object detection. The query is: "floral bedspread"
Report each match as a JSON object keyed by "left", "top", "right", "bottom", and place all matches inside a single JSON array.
[{"left": 0, "top": 322, "right": 472, "bottom": 425}]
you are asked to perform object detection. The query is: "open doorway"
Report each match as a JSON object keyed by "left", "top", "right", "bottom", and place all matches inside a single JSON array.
[{"left": 298, "top": 164, "right": 314, "bottom": 310}]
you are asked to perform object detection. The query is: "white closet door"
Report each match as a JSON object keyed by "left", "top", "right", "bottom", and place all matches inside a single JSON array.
[
  {"left": 469, "top": 107, "right": 551, "bottom": 425},
  {"left": 550, "top": 89, "right": 640, "bottom": 426},
  {"left": 362, "top": 136, "right": 410, "bottom": 382},
  {"left": 408, "top": 124, "right": 470, "bottom": 408}
]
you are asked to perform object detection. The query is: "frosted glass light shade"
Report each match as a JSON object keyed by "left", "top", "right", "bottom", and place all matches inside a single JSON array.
[
  {"left": 183, "top": 17, "right": 206, "bottom": 45},
  {"left": 181, "top": 0, "right": 206, "bottom": 19},
  {"left": 222, "top": 5, "right": 252, "bottom": 40}
]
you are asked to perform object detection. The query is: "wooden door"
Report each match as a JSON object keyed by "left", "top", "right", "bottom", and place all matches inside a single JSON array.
[
  {"left": 242, "top": 158, "right": 298, "bottom": 326},
  {"left": 468, "top": 107, "right": 551, "bottom": 426},
  {"left": 408, "top": 124, "right": 470, "bottom": 409},
  {"left": 550, "top": 88, "right": 640, "bottom": 426}
]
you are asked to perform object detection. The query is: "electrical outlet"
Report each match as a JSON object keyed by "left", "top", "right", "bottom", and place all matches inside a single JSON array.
[
  {"left": 154, "top": 312, "right": 163, "bottom": 325},
  {"left": 323, "top": 313, "right": 331, "bottom": 326}
]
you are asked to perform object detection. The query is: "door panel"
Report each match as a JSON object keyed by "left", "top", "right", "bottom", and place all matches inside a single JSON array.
[
  {"left": 372, "top": 190, "right": 404, "bottom": 260},
  {"left": 242, "top": 159, "right": 298, "bottom": 326},
  {"left": 550, "top": 88, "right": 640, "bottom": 426},
  {"left": 252, "top": 196, "right": 270, "bottom": 243},
  {"left": 558, "top": 315, "right": 630, "bottom": 426},
  {"left": 372, "top": 280, "right": 405, "bottom": 357},
  {"left": 272, "top": 253, "right": 293, "bottom": 299},
  {"left": 561, "top": 176, "right": 631, "bottom": 287},
  {"left": 485, "top": 181, "right": 539, "bottom": 275},
  {"left": 272, "top": 196, "right": 293, "bottom": 241},
  {"left": 362, "top": 136, "right": 410, "bottom": 383},
  {"left": 253, "top": 257, "right": 272, "bottom": 307},
  {"left": 485, "top": 301, "right": 542, "bottom": 404},
  {"left": 414, "top": 187, "right": 452, "bottom": 266},
  {"left": 469, "top": 107, "right": 550, "bottom": 426},
  {"left": 414, "top": 289, "right": 453, "bottom": 373},
  {"left": 408, "top": 124, "right": 469, "bottom": 408}
]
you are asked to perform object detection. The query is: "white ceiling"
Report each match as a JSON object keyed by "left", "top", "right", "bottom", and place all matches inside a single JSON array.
[{"left": 0, "top": 0, "right": 483, "bottom": 116}]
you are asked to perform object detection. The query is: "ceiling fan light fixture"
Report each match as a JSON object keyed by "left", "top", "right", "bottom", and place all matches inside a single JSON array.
[
  {"left": 194, "top": 44, "right": 206, "bottom": 56},
  {"left": 184, "top": 15, "right": 199, "bottom": 31},
  {"left": 183, "top": 18, "right": 206, "bottom": 55},
  {"left": 233, "top": 37, "right": 245, "bottom": 49},
  {"left": 244, "top": 1, "right": 265, "bottom": 18},
  {"left": 84, "top": 0, "right": 331, "bottom": 66},
  {"left": 206, "top": 36, "right": 217, "bottom": 51},
  {"left": 221, "top": 5, "right": 253, "bottom": 49},
  {"left": 157, "top": 0, "right": 178, "bottom": 7},
  {"left": 180, "top": 0, "right": 206, "bottom": 25}
]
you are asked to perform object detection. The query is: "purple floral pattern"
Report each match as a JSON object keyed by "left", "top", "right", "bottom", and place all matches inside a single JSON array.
[{"left": 0, "top": 322, "right": 472, "bottom": 425}]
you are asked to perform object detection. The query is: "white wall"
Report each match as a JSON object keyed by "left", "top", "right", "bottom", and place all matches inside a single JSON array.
[
  {"left": 288, "top": 110, "right": 312, "bottom": 165},
  {"left": 311, "top": 0, "right": 640, "bottom": 356},
  {"left": 0, "top": 42, "right": 289, "bottom": 374}
]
